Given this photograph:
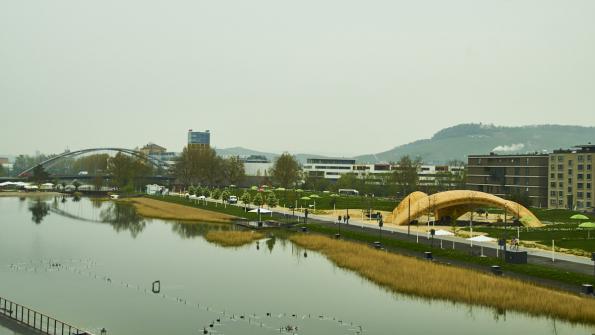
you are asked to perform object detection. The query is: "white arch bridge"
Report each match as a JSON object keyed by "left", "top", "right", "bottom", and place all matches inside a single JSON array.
[{"left": 18, "top": 147, "right": 170, "bottom": 177}]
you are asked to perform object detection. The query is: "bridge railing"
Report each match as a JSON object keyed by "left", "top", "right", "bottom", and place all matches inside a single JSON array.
[{"left": 0, "top": 296, "right": 94, "bottom": 335}]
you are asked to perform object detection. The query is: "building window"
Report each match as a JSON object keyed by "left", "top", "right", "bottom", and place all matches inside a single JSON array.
[
  {"left": 587, "top": 183, "right": 592, "bottom": 189},
  {"left": 587, "top": 202, "right": 592, "bottom": 208},
  {"left": 558, "top": 173, "right": 563, "bottom": 179},
  {"left": 558, "top": 181, "right": 564, "bottom": 187},
  {"left": 550, "top": 173, "right": 555, "bottom": 179},
  {"left": 588, "top": 155, "right": 592, "bottom": 161},
  {"left": 587, "top": 164, "right": 592, "bottom": 171},
  {"left": 578, "top": 183, "right": 584, "bottom": 189},
  {"left": 587, "top": 174, "right": 592, "bottom": 180},
  {"left": 558, "top": 199, "right": 564, "bottom": 205},
  {"left": 568, "top": 160, "right": 573, "bottom": 166},
  {"left": 578, "top": 164, "right": 584, "bottom": 171},
  {"left": 568, "top": 169, "right": 573, "bottom": 175},
  {"left": 558, "top": 156, "right": 563, "bottom": 162},
  {"left": 568, "top": 187, "right": 573, "bottom": 193},
  {"left": 559, "top": 191, "right": 563, "bottom": 197},
  {"left": 550, "top": 191, "right": 557, "bottom": 196},
  {"left": 550, "top": 164, "right": 555, "bottom": 171},
  {"left": 578, "top": 192, "right": 584, "bottom": 198},
  {"left": 558, "top": 164, "right": 564, "bottom": 170},
  {"left": 587, "top": 192, "right": 592, "bottom": 199},
  {"left": 550, "top": 199, "right": 557, "bottom": 205},
  {"left": 577, "top": 201, "right": 583, "bottom": 208},
  {"left": 578, "top": 174, "right": 584, "bottom": 180},
  {"left": 550, "top": 182, "right": 556, "bottom": 187},
  {"left": 578, "top": 155, "right": 584, "bottom": 162}
]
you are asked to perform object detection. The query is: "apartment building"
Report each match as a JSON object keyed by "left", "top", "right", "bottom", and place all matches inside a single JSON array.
[
  {"left": 548, "top": 145, "right": 594, "bottom": 211},
  {"left": 466, "top": 153, "right": 549, "bottom": 207}
]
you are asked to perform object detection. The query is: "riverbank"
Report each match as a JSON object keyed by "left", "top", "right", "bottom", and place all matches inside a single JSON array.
[
  {"left": 141, "top": 196, "right": 593, "bottom": 287},
  {"left": 290, "top": 234, "right": 595, "bottom": 325},
  {"left": 121, "top": 197, "right": 238, "bottom": 223},
  {"left": 205, "top": 230, "right": 264, "bottom": 247},
  {"left": 0, "top": 191, "right": 61, "bottom": 197}
]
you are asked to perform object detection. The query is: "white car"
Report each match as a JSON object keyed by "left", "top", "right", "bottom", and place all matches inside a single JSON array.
[{"left": 228, "top": 196, "right": 238, "bottom": 204}]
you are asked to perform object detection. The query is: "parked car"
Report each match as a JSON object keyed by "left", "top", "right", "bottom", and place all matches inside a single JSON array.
[{"left": 228, "top": 195, "right": 238, "bottom": 204}]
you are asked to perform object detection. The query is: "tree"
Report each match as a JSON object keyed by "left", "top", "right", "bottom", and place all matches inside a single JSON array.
[
  {"left": 72, "top": 154, "right": 109, "bottom": 174},
  {"left": 211, "top": 188, "right": 221, "bottom": 200},
  {"left": 93, "top": 175, "right": 104, "bottom": 191},
  {"left": 240, "top": 191, "right": 252, "bottom": 209},
  {"left": 270, "top": 153, "right": 300, "bottom": 188},
  {"left": 107, "top": 153, "right": 152, "bottom": 191},
  {"left": 392, "top": 156, "right": 422, "bottom": 196},
  {"left": 221, "top": 190, "right": 230, "bottom": 203},
  {"left": 226, "top": 156, "right": 245, "bottom": 186},
  {"left": 0, "top": 165, "right": 5, "bottom": 177},
  {"left": 30, "top": 165, "right": 50, "bottom": 184},
  {"left": 336, "top": 173, "right": 361, "bottom": 191},
  {"left": 253, "top": 192, "right": 264, "bottom": 207},
  {"left": 173, "top": 147, "right": 230, "bottom": 187},
  {"left": 72, "top": 179, "right": 81, "bottom": 191},
  {"left": 266, "top": 192, "right": 278, "bottom": 208},
  {"left": 188, "top": 186, "right": 196, "bottom": 195}
]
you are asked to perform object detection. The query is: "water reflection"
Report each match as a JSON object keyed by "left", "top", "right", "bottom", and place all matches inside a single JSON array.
[
  {"left": 28, "top": 199, "right": 50, "bottom": 224},
  {"left": 170, "top": 221, "right": 215, "bottom": 239},
  {"left": 266, "top": 236, "right": 276, "bottom": 253},
  {"left": 99, "top": 202, "right": 146, "bottom": 238}
]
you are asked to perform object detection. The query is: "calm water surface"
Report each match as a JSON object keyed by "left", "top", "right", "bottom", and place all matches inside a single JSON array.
[{"left": 0, "top": 196, "right": 593, "bottom": 335}]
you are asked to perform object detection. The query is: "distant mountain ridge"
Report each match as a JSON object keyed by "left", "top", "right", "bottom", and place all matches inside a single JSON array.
[
  {"left": 215, "top": 147, "right": 330, "bottom": 164},
  {"left": 355, "top": 124, "right": 595, "bottom": 164}
]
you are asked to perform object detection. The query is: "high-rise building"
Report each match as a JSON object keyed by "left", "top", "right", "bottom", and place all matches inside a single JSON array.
[
  {"left": 466, "top": 153, "right": 549, "bottom": 207},
  {"left": 548, "top": 145, "right": 594, "bottom": 211},
  {"left": 187, "top": 129, "right": 210, "bottom": 150}
]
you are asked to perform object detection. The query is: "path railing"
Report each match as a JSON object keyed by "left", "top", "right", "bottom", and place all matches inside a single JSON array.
[{"left": 0, "top": 296, "right": 94, "bottom": 335}]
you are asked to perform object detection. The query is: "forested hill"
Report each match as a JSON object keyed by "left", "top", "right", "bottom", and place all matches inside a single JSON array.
[{"left": 355, "top": 124, "right": 595, "bottom": 164}]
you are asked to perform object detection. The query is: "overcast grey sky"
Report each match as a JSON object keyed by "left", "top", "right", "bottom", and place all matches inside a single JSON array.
[{"left": 1, "top": 0, "right": 594, "bottom": 156}]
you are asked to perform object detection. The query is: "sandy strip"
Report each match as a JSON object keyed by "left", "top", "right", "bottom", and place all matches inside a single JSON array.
[{"left": 122, "top": 197, "right": 238, "bottom": 223}]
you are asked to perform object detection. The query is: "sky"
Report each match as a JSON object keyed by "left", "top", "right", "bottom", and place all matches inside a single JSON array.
[{"left": 1, "top": 0, "right": 594, "bottom": 157}]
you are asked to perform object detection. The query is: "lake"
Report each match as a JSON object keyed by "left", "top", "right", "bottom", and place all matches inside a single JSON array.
[{"left": 0, "top": 196, "right": 593, "bottom": 334}]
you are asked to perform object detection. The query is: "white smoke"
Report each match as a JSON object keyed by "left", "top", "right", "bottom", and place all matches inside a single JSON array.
[{"left": 492, "top": 143, "right": 525, "bottom": 152}]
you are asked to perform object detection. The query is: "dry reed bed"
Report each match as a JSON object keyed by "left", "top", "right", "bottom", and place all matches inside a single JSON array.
[
  {"left": 205, "top": 231, "right": 264, "bottom": 247},
  {"left": 290, "top": 234, "right": 595, "bottom": 325},
  {"left": 123, "top": 197, "right": 237, "bottom": 223}
]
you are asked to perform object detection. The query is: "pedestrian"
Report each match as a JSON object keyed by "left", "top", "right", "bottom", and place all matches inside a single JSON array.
[
  {"left": 343, "top": 215, "right": 347, "bottom": 224},
  {"left": 338, "top": 215, "right": 342, "bottom": 224},
  {"left": 346, "top": 215, "right": 350, "bottom": 224}
]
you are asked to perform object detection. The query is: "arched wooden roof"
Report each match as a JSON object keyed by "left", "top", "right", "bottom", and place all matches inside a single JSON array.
[{"left": 392, "top": 190, "right": 543, "bottom": 227}]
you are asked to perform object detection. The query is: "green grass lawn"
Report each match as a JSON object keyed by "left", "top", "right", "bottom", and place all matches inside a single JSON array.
[
  {"left": 531, "top": 207, "right": 595, "bottom": 224},
  {"left": 223, "top": 189, "right": 398, "bottom": 211},
  {"left": 462, "top": 226, "right": 595, "bottom": 253}
]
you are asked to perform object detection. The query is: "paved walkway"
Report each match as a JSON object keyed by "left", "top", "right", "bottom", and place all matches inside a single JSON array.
[{"left": 196, "top": 197, "right": 593, "bottom": 274}]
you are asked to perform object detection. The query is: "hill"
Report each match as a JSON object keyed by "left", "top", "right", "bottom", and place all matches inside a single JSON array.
[
  {"left": 355, "top": 124, "right": 595, "bottom": 164},
  {"left": 215, "top": 147, "right": 330, "bottom": 164}
]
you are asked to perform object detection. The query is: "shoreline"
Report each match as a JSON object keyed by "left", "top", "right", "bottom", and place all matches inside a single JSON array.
[
  {"left": 0, "top": 191, "right": 62, "bottom": 197},
  {"left": 121, "top": 197, "right": 239, "bottom": 224},
  {"left": 290, "top": 234, "right": 595, "bottom": 325}
]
